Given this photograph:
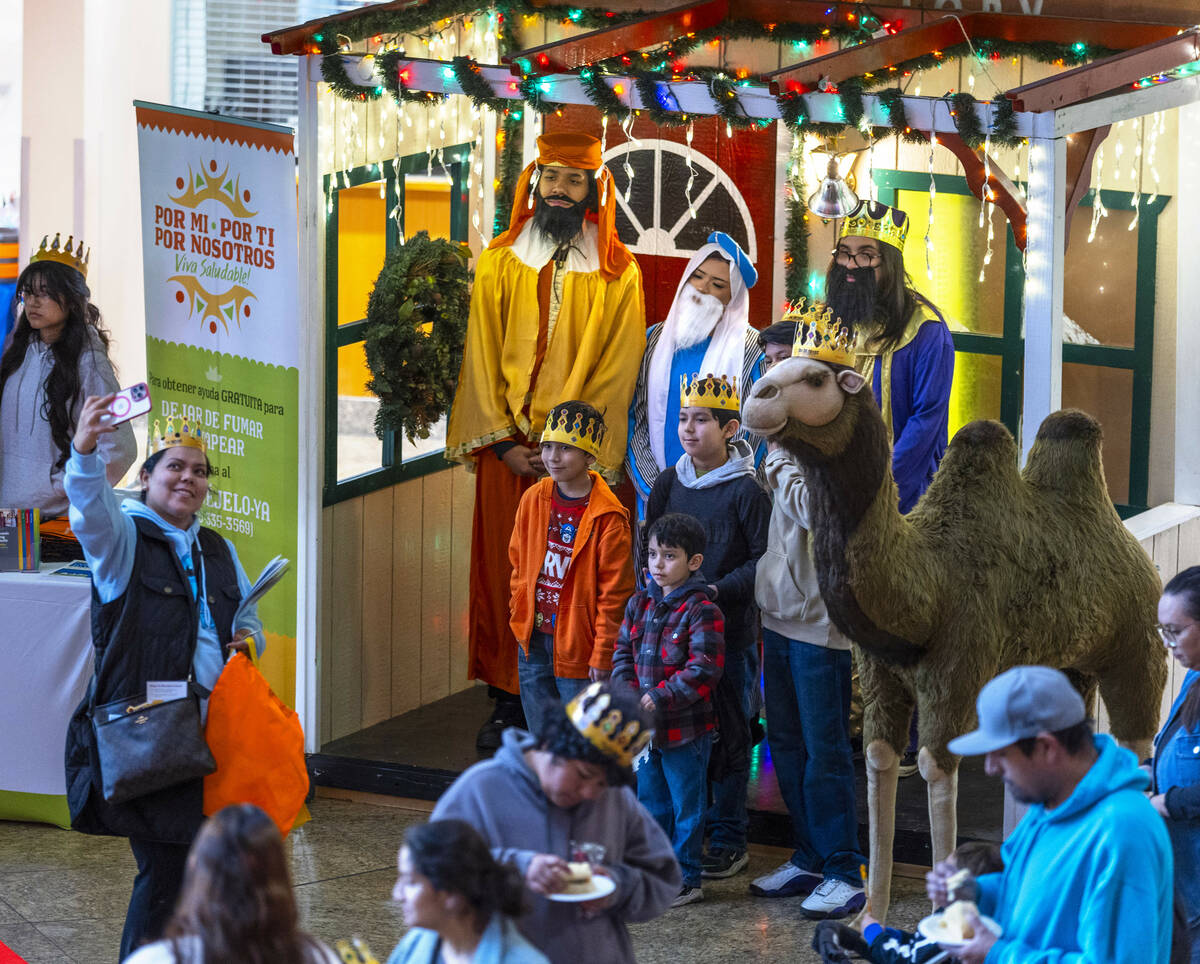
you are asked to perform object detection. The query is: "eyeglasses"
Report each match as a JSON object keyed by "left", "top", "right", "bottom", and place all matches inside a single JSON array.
[
  {"left": 832, "top": 246, "right": 881, "bottom": 269},
  {"left": 18, "top": 290, "right": 54, "bottom": 305},
  {"left": 1156, "top": 621, "right": 1195, "bottom": 647}
]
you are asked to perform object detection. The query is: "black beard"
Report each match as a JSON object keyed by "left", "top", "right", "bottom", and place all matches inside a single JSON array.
[
  {"left": 531, "top": 192, "right": 588, "bottom": 246},
  {"left": 825, "top": 262, "right": 879, "bottom": 331}
]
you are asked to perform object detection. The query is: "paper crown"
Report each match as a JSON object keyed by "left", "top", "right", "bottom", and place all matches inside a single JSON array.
[
  {"left": 150, "top": 417, "right": 207, "bottom": 455},
  {"left": 787, "top": 299, "right": 857, "bottom": 367},
  {"left": 680, "top": 373, "right": 740, "bottom": 412},
  {"left": 839, "top": 200, "right": 909, "bottom": 254},
  {"left": 30, "top": 232, "right": 90, "bottom": 279},
  {"left": 541, "top": 404, "right": 606, "bottom": 459},
  {"left": 566, "top": 682, "right": 653, "bottom": 768}
]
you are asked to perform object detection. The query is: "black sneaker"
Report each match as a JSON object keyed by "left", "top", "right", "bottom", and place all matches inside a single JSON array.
[
  {"left": 898, "top": 750, "right": 919, "bottom": 778},
  {"left": 701, "top": 846, "right": 749, "bottom": 879},
  {"left": 475, "top": 700, "right": 527, "bottom": 752},
  {"left": 671, "top": 884, "right": 704, "bottom": 907}
]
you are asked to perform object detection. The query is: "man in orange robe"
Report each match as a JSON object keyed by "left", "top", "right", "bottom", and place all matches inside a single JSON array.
[{"left": 445, "top": 132, "right": 645, "bottom": 748}]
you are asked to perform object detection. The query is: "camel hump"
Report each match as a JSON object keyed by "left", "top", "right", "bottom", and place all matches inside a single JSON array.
[
  {"left": 1022, "top": 409, "right": 1107, "bottom": 498},
  {"left": 950, "top": 419, "right": 1015, "bottom": 450},
  {"left": 1034, "top": 409, "right": 1103, "bottom": 446}
]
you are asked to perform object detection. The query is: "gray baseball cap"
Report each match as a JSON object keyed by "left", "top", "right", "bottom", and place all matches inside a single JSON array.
[{"left": 948, "top": 665, "right": 1087, "bottom": 756}]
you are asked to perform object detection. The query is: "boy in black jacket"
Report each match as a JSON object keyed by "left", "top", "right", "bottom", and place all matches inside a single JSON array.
[{"left": 642, "top": 372, "right": 771, "bottom": 879}]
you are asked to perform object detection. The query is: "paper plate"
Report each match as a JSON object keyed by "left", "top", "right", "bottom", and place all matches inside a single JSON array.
[
  {"left": 918, "top": 912, "right": 1003, "bottom": 948},
  {"left": 546, "top": 873, "right": 616, "bottom": 903}
]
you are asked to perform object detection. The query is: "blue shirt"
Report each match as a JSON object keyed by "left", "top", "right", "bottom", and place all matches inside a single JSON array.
[{"left": 976, "top": 734, "right": 1173, "bottom": 963}]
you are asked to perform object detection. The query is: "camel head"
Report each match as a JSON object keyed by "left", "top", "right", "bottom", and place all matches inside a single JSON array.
[{"left": 742, "top": 356, "right": 869, "bottom": 459}]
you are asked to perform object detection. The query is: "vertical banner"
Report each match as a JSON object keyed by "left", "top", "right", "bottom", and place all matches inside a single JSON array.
[{"left": 134, "top": 102, "right": 299, "bottom": 702}]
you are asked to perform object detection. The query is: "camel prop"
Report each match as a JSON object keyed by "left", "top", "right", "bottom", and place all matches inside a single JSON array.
[{"left": 742, "top": 356, "right": 1165, "bottom": 919}]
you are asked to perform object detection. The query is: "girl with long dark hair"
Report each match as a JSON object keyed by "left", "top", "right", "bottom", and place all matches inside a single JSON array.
[
  {"left": 122, "top": 804, "right": 337, "bottom": 964},
  {"left": 0, "top": 236, "right": 135, "bottom": 554},
  {"left": 1151, "top": 565, "right": 1200, "bottom": 964},
  {"left": 388, "top": 819, "right": 548, "bottom": 964}
]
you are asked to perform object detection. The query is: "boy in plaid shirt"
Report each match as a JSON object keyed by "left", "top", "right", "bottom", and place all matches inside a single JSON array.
[{"left": 611, "top": 512, "right": 724, "bottom": 907}]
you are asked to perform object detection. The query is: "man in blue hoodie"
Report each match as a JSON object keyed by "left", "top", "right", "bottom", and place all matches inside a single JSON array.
[{"left": 927, "top": 665, "right": 1173, "bottom": 964}]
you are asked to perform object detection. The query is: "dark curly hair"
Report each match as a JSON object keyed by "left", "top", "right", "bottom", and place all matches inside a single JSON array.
[
  {"left": 0, "top": 260, "right": 113, "bottom": 476},
  {"left": 536, "top": 684, "right": 649, "bottom": 788},
  {"left": 403, "top": 820, "right": 527, "bottom": 932},
  {"left": 166, "top": 804, "right": 329, "bottom": 964}
]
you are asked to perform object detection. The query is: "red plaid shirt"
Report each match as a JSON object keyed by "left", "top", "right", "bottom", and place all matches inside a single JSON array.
[{"left": 611, "top": 576, "right": 725, "bottom": 749}]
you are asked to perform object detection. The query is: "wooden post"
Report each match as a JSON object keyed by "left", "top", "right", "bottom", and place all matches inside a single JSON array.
[
  {"left": 1019, "top": 136, "right": 1066, "bottom": 463},
  {"left": 1177, "top": 101, "right": 1200, "bottom": 505},
  {"left": 296, "top": 56, "right": 325, "bottom": 750}
]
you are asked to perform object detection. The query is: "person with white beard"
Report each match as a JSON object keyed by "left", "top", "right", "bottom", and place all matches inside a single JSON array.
[{"left": 626, "top": 232, "right": 764, "bottom": 523}]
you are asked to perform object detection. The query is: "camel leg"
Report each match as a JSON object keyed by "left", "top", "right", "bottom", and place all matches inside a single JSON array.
[
  {"left": 918, "top": 746, "right": 958, "bottom": 889},
  {"left": 864, "top": 739, "right": 900, "bottom": 922}
]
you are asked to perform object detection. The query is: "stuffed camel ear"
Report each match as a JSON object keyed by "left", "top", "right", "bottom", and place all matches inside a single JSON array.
[{"left": 837, "top": 369, "right": 867, "bottom": 394}]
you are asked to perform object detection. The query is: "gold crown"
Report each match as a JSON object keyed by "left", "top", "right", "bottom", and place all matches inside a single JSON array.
[
  {"left": 541, "top": 405, "right": 606, "bottom": 459},
  {"left": 679, "top": 373, "right": 740, "bottom": 412},
  {"left": 839, "top": 200, "right": 909, "bottom": 254},
  {"left": 150, "top": 417, "right": 207, "bottom": 454},
  {"left": 30, "top": 232, "right": 90, "bottom": 279},
  {"left": 787, "top": 299, "right": 857, "bottom": 367},
  {"left": 566, "top": 683, "right": 653, "bottom": 768}
]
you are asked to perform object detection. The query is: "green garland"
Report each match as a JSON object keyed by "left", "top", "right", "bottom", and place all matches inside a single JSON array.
[
  {"left": 784, "top": 195, "right": 809, "bottom": 304},
  {"left": 578, "top": 68, "right": 632, "bottom": 120},
  {"left": 318, "top": 37, "right": 446, "bottom": 105},
  {"left": 950, "top": 91, "right": 985, "bottom": 148},
  {"left": 990, "top": 94, "right": 1020, "bottom": 148},
  {"left": 494, "top": 112, "right": 524, "bottom": 234},
  {"left": 363, "top": 232, "right": 472, "bottom": 443}
]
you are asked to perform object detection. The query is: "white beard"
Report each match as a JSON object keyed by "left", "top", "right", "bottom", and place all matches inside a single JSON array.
[{"left": 673, "top": 289, "right": 725, "bottom": 350}]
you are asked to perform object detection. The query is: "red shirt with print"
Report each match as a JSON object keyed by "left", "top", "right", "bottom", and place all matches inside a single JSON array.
[{"left": 533, "top": 486, "right": 589, "bottom": 633}]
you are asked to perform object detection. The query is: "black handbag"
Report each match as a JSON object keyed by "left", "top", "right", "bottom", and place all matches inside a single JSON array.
[{"left": 92, "top": 684, "right": 215, "bottom": 805}]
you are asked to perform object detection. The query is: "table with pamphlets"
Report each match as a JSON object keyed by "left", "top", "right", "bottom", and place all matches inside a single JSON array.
[{"left": 0, "top": 564, "right": 92, "bottom": 828}]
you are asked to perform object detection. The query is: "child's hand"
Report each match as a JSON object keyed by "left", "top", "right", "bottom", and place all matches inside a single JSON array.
[
  {"left": 639, "top": 693, "right": 656, "bottom": 713},
  {"left": 589, "top": 667, "right": 607, "bottom": 683},
  {"left": 526, "top": 854, "right": 569, "bottom": 895},
  {"left": 578, "top": 866, "right": 615, "bottom": 917}
]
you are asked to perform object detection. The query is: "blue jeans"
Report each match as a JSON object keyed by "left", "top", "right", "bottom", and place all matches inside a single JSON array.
[
  {"left": 762, "top": 627, "right": 866, "bottom": 883},
  {"left": 706, "top": 644, "right": 759, "bottom": 851},
  {"left": 638, "top": 733, "right": 713, "bottom": 887},
  {"left": 517, "top": 630, "right": 589, "bottom": 739}
]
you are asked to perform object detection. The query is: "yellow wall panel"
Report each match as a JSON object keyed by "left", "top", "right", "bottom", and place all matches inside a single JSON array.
[
  {"left": 420, "top": 475, "right": 454, "bottom": 704},
  {"left": 337, "top": 183, "right": 386, "bottom": 398},
  {"left": 391, "top": 478, "right": 425, "bottom": 716},
  {"left": 360, "top": 488, "right": 395, "bottom": 728},
  {"left": 329, "top": 499, "right": 365, "bottom": 741}
]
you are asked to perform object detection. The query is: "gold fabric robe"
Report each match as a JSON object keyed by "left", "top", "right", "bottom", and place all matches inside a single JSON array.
[{"left": 445, "top": 221, "right": 646, "bottom": 481}]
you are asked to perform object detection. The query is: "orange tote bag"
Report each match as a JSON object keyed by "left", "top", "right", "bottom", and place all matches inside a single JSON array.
[{"left": 203, "top": 652, "right": 309, "bottom": 836}]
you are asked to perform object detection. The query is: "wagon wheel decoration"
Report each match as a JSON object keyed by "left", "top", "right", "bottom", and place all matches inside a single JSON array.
[{"left": 603, "top": 140, "right": 757, "bottom": 262}]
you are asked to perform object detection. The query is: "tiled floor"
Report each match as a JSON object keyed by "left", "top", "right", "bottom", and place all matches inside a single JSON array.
[{"left": 0, "top": 795, "right": 932, "bottom": 963}]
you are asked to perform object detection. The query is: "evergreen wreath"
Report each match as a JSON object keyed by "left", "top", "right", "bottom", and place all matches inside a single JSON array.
[{"left": 363, "top": 232, "right": 472, "bottom": 443}]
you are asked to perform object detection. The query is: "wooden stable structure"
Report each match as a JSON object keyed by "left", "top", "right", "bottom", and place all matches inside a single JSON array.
[{"left": 266, "top": 1, "right": 1200, "bottom": 761}]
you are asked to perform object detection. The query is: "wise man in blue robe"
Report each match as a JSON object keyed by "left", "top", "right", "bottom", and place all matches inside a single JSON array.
[{"left": 825, "top": 201, "right": 955, "bottom": 513}]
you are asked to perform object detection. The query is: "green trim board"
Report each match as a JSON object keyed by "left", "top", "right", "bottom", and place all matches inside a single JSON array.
[
  {"left": 322, "top": 145, "right": 471, "bottom": 506},
  {"left": 0, "top": 789, "right": 70, "bottom": 829},
  {"left": 873, "top": 169, "right": 1166, "bottom": 515}
]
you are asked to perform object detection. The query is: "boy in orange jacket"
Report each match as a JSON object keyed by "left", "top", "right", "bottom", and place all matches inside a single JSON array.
[{"left": 509, "top": 400, "right": 635, "bottom": 738}]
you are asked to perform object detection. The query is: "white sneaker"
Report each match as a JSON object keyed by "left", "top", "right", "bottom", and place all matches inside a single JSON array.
[
  {"left": 800, "top": 877, "right": 866, "bottom": 919},
  {"left": 748, "top": 861, "right": 822, "bottom": 898}
]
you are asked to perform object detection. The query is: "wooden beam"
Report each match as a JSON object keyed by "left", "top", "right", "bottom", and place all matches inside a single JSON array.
[
  {"left": 1009, "top": 28, "right": 1200, "bottom": 111},
  {"left": 1021, "top": 136, "right": 1067, "bottom": 463},
  {"left": 937, "top": 132, "right": 1029, "bottom": 251},
  {"left": 763, "top": 12, "right": 1180, "bottom": 95},
  {"left": 1061, "top": 125, "right": 1110, "bottom": 250},
  {"left": 503, "top": 1, "right": 728, "bottom": 76}
]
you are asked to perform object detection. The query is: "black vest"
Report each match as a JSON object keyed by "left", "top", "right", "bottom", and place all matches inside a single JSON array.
[{"left": 65, "top": 517, "right": 240, "bottom": 842}]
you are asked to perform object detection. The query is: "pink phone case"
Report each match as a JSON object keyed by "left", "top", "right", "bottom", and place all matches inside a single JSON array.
[{"left": 104, "top": 382, "right": 152, "bottom": 425}]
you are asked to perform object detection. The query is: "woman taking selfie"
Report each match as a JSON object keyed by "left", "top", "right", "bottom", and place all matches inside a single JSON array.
[
  {"left": 63, "top": 395, "right": 260, "bottom": 959},
  {"left": 0, "top": 234, "right": 135, "bottom": 556}
]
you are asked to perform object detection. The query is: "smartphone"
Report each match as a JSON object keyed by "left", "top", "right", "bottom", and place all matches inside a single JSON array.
[{"left": 101, "top": 382, "right": 152, "bottom": 425}]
